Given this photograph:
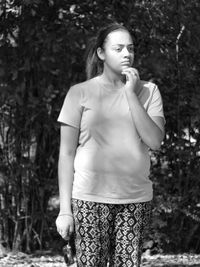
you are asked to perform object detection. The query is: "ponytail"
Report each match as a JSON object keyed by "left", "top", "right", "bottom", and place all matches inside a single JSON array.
[{"left": 85, "top": 37, "right": 103, "bottom": 80}]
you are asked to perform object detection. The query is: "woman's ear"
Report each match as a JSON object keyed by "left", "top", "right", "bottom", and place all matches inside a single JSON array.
[{"left": 97, "top": 47, "right": 105, "bottom": 61}]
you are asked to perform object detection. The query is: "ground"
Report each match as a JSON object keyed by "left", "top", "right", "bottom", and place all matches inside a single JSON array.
[{"left": 1, "top": 252, "right": 200, "bottom": 267}]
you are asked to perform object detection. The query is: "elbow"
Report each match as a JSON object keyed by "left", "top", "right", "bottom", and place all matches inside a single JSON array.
[
  {"left": 148, "top": 136, "right": 164, "bottom": 151},
  {"left": 59, "top": 148, "right": 77, "bottom": 158},
  {"left": 149, "top": 137, "right": 165, "bottom": 150},
  {"left": 149, "top": 130, "right": 165, "bottom": 150},
  {"left": 149, "top": 142, "right": 162, "bottom": 151}
]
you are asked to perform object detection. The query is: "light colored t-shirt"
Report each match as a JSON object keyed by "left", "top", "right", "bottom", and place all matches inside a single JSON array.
[{"left": 57, "top": 76, "right": 165, "bottom": 204}]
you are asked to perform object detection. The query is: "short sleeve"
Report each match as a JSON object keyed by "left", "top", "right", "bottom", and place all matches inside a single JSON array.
[
  {"left": 147, "top": 85, "right": 165, "bottom": 121},
  {"left": 57, "top": 85, "right": 82, "bottom": 128}
]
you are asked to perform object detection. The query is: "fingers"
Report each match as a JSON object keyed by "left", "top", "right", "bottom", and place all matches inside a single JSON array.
[
  {"left": 56, "top": 217, "right": 74, "bottom": 240},
  {"left": 57, "top": 227, "right": 73, "bottom": 240},
  {"left": 121, "top": 67, "right": 141, "bottom": 94},
  {"left": 58, "top": 229, "right": 68, "bottom": 240},
  {"left": 121, "top": 68, "right": 139, "bottom": 86},
  {"left": 122, "top": 67, "right": 139, "bottom": 79}
]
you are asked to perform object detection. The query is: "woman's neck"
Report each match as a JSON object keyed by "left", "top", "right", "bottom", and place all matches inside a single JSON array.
[
  {"left": 98, "top": 69, "right": 143, "bottom": 96},
  {"left": 99, "top": 70, "right": 125, "bottom": 90}
]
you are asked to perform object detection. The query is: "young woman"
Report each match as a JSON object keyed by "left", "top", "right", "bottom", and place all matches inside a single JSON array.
[{"left": 56, "top": 22, "right": 165, "bottom": 267}]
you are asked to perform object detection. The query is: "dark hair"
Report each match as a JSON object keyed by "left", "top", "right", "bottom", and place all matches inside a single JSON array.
[{"left": 85, "top": 22, "right": 129, "bottom": 80}]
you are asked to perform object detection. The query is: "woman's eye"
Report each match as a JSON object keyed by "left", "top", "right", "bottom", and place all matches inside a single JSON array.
[
  {"left": 113, "top": 46, "right": 134, "bottom": 52},
  {"left": 114, "top": 47, "right": 122, "bottom": 52},
  {"left": 128, "top": 47, "right": 134, "bottom": 53}
]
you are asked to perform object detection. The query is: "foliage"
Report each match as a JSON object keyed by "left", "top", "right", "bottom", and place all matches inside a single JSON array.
[{"left": 0, "top": 0, "right": 200, "bottom": 253}]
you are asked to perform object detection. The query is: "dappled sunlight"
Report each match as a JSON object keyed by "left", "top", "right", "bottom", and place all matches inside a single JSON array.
[{"left": 1, "top": 253, "right": 200, "bottom": 266}]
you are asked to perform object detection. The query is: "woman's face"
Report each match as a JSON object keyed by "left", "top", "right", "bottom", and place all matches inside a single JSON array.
[{"left": 99, "top": 30, "right": 134, "bottom": 75}]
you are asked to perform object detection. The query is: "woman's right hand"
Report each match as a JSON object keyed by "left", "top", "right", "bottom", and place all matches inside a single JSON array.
[{"left": 56, "top": 214, "right": 74, "bottom": 240}]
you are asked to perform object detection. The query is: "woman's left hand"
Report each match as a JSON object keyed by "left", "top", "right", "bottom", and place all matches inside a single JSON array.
[{"left": 121, "top": 67, "right": 141, "bottom": 94}]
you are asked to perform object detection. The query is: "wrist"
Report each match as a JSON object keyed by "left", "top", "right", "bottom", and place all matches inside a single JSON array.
[
  {"left": 58, "top": 212, "right": 73, "bottom": 218},
  {"left": 59, "top": 208, "right": 72, "bottom": 215},
  {"left": 59, "top": 203, "right": 72, "bottom": 214},
  {"left": 125, "top": 88, "right": 137, "bottom": 98}
]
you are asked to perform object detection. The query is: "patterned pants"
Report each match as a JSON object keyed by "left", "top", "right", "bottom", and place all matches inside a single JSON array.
[{"left": 72, "top": 199, "right": 152, "bottom": 267}]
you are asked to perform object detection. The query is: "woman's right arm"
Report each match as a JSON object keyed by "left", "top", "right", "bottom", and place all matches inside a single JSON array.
[{"left": 56, "top": 124, "right": 79, "bottom": 239}]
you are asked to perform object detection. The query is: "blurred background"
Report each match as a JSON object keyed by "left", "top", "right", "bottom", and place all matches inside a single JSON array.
[{"left": 0, "top": 0, "right": 200, "bottom": 257}]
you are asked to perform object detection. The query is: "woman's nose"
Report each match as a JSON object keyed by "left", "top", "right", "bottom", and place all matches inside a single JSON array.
[{"left": 122, "top": 47, "right": 130, "bottom": 57}]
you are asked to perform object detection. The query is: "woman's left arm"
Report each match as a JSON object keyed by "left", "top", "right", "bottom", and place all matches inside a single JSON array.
[
  {"left": 122, "top": 68, "right": 165, "bottom": 150},
  {"left": 125, "top": 89, "right": 165, "bottom": 150}
]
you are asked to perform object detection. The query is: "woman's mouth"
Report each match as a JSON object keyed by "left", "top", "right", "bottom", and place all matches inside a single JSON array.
[{"left": 121, "top": 61, "right": 130, "bottom": 66}]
